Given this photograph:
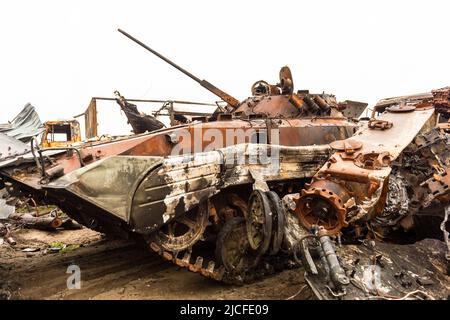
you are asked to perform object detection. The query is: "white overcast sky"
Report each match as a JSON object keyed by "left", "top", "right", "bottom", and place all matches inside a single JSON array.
[{"left": 1, "top": 0, "right": 449, "bottom": 129}]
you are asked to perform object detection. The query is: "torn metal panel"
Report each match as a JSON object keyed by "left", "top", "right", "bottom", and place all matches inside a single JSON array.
[
  {"left": 0, "top": 133, "right": 30, "bottom": 162},
  {"left": 340, "top": 100, "right": 368, "bottom": 118},
  {"left": 374, "top": 92, "right": 434, "bottom": 113},
  {"left": 352, "top": 108, "right": 436, "bottom": 158},
  {"left": 114, "top": 91, "right": 165, "bottom": 134},
  {"left": 0, "top": 147, "right": 63, "bottom": 171},
  {"left": 0, "top": 103, "right": 44, "bottom": 142}
]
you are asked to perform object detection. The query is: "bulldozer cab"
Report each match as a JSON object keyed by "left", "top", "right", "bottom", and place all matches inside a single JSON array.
[{"left": 40, "top": 120, "right": 81, "bottom": 148}]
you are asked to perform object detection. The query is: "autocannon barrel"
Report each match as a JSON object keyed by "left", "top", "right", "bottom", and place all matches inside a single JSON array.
[{"left": 118, "top": 29, "right": 240, "bottom": 109}]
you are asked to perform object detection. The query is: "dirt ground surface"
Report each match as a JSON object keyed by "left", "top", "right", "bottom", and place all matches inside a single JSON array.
[{"left": 0, "top": 227, "right": 312, "bottom": 300}]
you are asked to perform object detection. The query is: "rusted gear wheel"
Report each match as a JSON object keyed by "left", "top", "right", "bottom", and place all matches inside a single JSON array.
[
  {"left": 266, "top": 191, "right": 285, "bottom": 255},
  {"left": 215, "top": 217, "right": 260, "bottom": 275},
  {"left": 246, "top": 189, "right": 273, "bottom": 254},
  {"left": 296, "top": 187, "right": 347, "bottom": 235},
  {"left": 150, "top": 201, "right": 209, "bottom": 252}
]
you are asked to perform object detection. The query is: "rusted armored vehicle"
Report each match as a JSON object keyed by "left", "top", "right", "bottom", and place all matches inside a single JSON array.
[{"left": 1, "top": 30, "right": 449, "bottom": 299}]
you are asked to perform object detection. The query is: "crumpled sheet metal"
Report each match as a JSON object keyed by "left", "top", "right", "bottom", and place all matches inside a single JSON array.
[
  {"left": 0, "top": 133, "right": 30, "bottom": 162},
  {"left": 0, "top": 103, "right": 44, "bottom": 142},
  {"left": 0, "top": 133, "right": 63, "bottom": 169}
]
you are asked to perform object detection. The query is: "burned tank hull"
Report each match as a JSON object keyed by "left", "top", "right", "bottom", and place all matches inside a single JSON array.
[
  {"left": 1, "top": 85, "right": 449, "bottom": 298},
  {"left": 35, "top": 90, "right": 449, "bottom": 297},
  {"left": 1, "top": 28, "right": 449, "bottom": 299},
  {"left": 4, "top": 95, "right": 446, "bottom": 293},
  {"left": 0, "top": 96, "right": 361, "bottom": 283}
]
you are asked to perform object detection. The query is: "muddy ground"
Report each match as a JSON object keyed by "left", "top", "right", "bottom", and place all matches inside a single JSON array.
[{"left": 0, "top": 228, "right": 312, "bottom": 300}]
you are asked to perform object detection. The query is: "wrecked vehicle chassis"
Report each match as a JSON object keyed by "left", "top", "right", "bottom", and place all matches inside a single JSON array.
[
  {"left": 2, "top": 100, "right": 449, "bottom": 299},
  {"left": 1, "top": 28, "right": 449, "bottom": 298}
]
